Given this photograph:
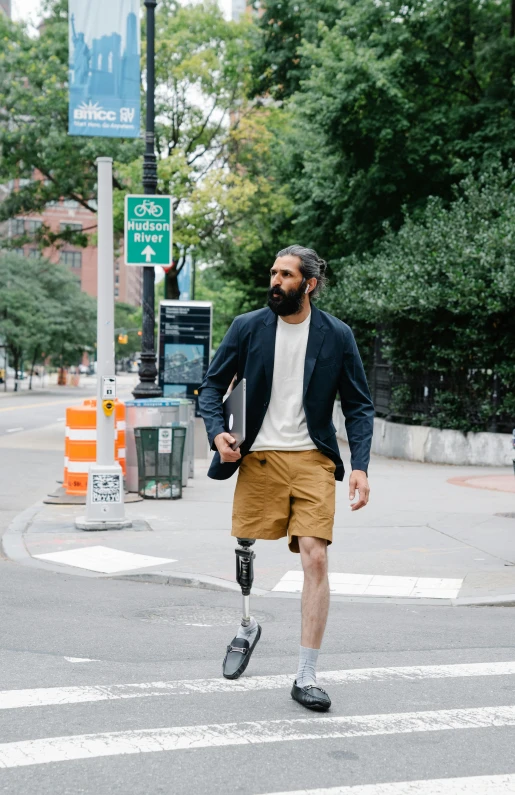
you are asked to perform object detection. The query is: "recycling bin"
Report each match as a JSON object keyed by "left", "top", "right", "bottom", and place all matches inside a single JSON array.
[{"left": 134, "top": 426, "right": 186, "bottom": 499}]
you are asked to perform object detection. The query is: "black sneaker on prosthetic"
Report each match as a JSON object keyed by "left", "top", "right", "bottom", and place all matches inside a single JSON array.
[{"left": 222, "top": 624, "right": 262, "bottom": 680}]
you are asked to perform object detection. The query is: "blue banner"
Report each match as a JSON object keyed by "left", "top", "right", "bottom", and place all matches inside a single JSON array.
[
  {"left": 68, "top": 0, "right": 141, "bottom": 138},
  {"left": 178, "top": 252, "right": 193, "bottom": 301}
]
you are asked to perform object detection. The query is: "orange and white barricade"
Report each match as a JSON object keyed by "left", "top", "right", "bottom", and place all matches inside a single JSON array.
[{"left": 64, "top": 399, "right": 126, "bottom": 495}]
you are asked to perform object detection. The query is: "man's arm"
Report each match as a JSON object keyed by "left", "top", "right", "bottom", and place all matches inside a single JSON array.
[
  {"left": 198, "top": 318, "right": 240, "bottom": 451},
  {"left": 338, "top": 327, "right": 375, "bottom": 510}
]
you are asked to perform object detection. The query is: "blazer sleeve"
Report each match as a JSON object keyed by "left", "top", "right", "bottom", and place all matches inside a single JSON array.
[
  {"left": 198, "top": 318, "right": 240, "bottom": 449},
  {"left": 338, "top": 327, "right": 375, "bottom": 474}
]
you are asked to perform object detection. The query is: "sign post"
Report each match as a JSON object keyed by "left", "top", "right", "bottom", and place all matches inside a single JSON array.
[
  {"left": 76, "top": 159, "right": 131, "bottom": 531},
  {"left": 124, "top": 195, "right": 173, "bottom": 267}
]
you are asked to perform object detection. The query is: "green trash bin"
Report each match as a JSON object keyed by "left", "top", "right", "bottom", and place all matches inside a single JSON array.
[{"left": 134, "top": 425, "right": 186, "bottom": 499}]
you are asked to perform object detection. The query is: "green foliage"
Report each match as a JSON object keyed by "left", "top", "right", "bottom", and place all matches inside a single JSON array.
[
  {"left": 195, "top": 266, "right": 248, "bottom": 349},
  {"left": 0, "top": 252, "right": 96, "bottom": 374},
  {"left": 0, "top": 4, "right": 141, "bottom": 249},
  {"left": 324, "top": 162, "right": 515, "bottom": 430},
  {"left": 256, "top": 0, "right": 515, "bottom": 258},
  {"left": 114, "top": 302, "right": 142, "bottom": 360}
]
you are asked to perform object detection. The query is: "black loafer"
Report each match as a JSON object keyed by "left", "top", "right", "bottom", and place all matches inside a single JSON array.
[
  {"left": 291, "top": 680, "right": 331, "bottom": 711},
  {"left": 222, "top": 624, "right": 262, "bottom": 680}
]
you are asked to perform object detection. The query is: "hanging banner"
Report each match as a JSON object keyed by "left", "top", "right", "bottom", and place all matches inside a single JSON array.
[{"left": 68, "top": 0, "right": 141, "bottom": 138}]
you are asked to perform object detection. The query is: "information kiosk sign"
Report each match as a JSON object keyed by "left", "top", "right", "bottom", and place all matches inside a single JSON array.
[{"left": 158, "top": 300, "right": 212, "bottom": 412}]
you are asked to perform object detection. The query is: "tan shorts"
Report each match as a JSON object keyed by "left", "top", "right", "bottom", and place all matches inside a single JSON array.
[{"left": 232, "top": 449, "right": 336, "bottom": 554}]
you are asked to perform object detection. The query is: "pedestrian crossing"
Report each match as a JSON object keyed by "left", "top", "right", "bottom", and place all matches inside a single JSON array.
[
  {"left": 259, "top": 775, "right": 515, "bottom": 794},
  {"left": 1, "top": 658, "right": 515, "bottom": 790}
]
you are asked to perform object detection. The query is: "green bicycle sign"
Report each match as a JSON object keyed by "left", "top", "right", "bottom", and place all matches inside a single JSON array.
[{"left": 124, "top": 194, "right": 173, "bottom": 266}]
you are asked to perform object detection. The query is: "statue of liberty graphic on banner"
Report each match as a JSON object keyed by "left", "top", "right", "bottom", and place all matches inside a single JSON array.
[{"left": 68, "top": 0, "right": 141, "bottom": 138}]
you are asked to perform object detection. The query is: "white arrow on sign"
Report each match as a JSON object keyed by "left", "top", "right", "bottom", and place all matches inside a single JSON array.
[{"left": 141, "top": 245, "right": 156, "bottom": 263}]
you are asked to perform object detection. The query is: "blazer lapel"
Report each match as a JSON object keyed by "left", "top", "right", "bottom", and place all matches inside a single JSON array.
[
  {"left": 261, "top": 308, "right": 277, "bottom": 390},
  {"left": 303, "top": 307, "right": 326, "bottom": 397}
]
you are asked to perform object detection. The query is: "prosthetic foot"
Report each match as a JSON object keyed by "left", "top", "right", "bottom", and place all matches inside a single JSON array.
[{"left": 222, "top": 539, "right": 262, "bottom": 680}]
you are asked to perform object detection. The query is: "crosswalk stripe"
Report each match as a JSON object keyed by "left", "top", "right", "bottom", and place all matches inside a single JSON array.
[
  {"left": 256, "top": 773, "right": 515, "bottom": 794},
  {"left": 2, "top": 661, "right": 515, "bottom": 711},
  {"left": 1, "top": 705, "right": 515, "bottom": 769}
]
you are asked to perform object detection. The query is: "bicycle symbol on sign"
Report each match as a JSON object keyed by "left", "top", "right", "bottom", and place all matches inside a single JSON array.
[{"left": 134, "top": 199, "right": 163, "bottom": 218}]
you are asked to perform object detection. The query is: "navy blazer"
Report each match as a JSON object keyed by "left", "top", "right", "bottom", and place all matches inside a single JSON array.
[{"left": 198, "top": 304, "right": 374, "bottom": 482}]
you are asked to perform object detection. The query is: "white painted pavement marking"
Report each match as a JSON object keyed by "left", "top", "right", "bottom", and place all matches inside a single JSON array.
[
  {"left": 256, "top": 773, "right": 515, "bottom": 795},
  {"left": 5, "top": 427, "right": 24, "bottom": 434},
  {"left": 2, "top": 705, "right": 515, "bottom": 769},
  {"left": 63, "top": 657, "right": 101, "bottom": 663},
  {"left": 3, "top": 661, "right": 515, "bottom": 710},
  {"left": 273, "top": 572, "right": 463, "bottom": 599},
  {"left": 33, "top": 546, "right": 177, "bottom": 574}
]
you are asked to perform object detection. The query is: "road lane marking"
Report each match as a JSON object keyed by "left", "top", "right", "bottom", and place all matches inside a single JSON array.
[
  {"left": 33, "top": 546, "right": 177, "bottom": 574},
  {"left": 5, "top": 427, "right": 24, "bottom": 434},
  {"left": 1, "top": 705, "right": 515, "bottom": 768},
  {"left": 2, "top": 661, "right": 515, "bottom": 710},
  {"left": 257, "top": 774, "right": 515, "bottom": 795},
  {"left": 0, "top": 399, "right": 81, "bottom": 413},
  {"left": 273, "top": 572, "right": 463, "bottom": 599},
  {"left": 63, "top": 657, "right": 100, "bottom": 663}
]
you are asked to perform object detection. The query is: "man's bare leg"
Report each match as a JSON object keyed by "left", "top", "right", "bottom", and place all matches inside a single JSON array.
[
  {"left": 291, "top": 536, "right": 331, "bottom": 709},
  {"left": 298, "top": 536, "right": 330, "bottom": 648}
]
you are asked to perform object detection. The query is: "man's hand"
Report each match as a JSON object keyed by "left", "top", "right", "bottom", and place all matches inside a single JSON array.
[
  {"left": 214, "top": 432, "right": 242, "bottom": 463},
  {"left": 349, "top": 469, "right": 370, "bottom": 511}
]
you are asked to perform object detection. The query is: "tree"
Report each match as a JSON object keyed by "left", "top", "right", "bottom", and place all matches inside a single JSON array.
[
  {"left": 0, "top": 3, "right": 142, "bottom": 252},
  {"left": 254, "top": 0, "right": 515, "bottom": 259},
  {"left": 0, "top": 252, "right": 96, "bottom": 386},
  {"left": 324, "top": 162, "right": 515, "bottom": 431}
]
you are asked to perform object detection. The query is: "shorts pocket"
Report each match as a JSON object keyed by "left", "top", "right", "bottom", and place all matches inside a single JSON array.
[{"left": 232, "top": 451, "right": 267, "bottom": 527}]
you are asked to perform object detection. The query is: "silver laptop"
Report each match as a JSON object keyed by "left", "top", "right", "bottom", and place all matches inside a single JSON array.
[{"left": 223, "top": 378, "right": 246, "bottom": 450}]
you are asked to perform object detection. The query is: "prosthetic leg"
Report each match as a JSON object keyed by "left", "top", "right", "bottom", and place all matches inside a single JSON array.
[{"left": 222, "top": 538, "right": 262, "bottom": 680}]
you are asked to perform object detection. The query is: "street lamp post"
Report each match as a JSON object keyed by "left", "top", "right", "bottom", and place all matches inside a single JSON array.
[{"left": 133, "top": 0, "right": 162, "bottom": 398}]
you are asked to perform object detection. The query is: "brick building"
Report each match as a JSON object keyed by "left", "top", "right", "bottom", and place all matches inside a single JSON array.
[
  {"left": 0, "top": 0, "right": 11, "bottom": 17},
  {"left": 3, "top": 179, "right": 142, "bottom": 307}
]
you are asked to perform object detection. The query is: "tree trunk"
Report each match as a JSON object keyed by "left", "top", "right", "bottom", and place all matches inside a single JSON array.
[
  {"left": 29, "top": 345, "right": 39, "bottom": 391},
  {"left": 164, "top": 268, "right": 181, "bottom": 300}
]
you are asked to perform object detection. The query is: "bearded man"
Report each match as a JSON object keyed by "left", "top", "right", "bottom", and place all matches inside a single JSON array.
[{"left": 198, "top": 245, "right": 374, "bottom": 711}]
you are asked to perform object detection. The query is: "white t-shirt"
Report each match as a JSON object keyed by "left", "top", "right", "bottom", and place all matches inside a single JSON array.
[{"left": 251, "top": 313, "right": 316, "bottom": 452}]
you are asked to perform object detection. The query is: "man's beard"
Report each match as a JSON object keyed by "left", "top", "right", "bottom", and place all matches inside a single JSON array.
[{"left": 267, "top": 283, "right": 305, "bottom": 316}]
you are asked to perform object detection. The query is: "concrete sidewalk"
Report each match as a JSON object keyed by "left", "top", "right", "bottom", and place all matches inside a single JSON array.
[{"left": 4, "top": 441, "right": 515, "bottom": 606}]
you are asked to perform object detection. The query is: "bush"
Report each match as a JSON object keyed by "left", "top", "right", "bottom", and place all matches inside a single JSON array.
[{"left": 324, "top": 162, "right": 515, "bottom": 432}]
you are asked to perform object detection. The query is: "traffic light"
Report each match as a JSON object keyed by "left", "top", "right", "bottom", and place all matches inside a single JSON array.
[
  {"left": 137, "top": 330, "right": 142, "bottom": 336},
  {"left": 118, "top": 334, "right": 128, "bottom": 344}
]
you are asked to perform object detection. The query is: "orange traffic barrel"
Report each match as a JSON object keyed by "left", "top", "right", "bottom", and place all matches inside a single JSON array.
[{"left": 64, "top": 399, "right": 126, "bottom": 495}]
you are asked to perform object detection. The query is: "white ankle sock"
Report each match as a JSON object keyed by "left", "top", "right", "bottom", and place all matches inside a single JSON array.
[
  {"left": 236, "top": 616, "right": 258, "bottom": 645},
  {"left": 296, "top": 645, "right": 319, "bottom": 688}
]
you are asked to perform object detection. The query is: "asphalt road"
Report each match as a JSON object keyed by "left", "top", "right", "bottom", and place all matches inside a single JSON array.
[{"left": 2, "top": 393, "right": 515, "bottom": 793}]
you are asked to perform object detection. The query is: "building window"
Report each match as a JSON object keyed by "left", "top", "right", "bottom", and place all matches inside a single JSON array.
[
  {"left": 60, "top": 251, "right": 82, "bottom": 269},
  {"left": 59, "top": 222, "right": 83, "bottom": 232},
  {"left": 114, "top": 288, "right": 119, "bottom": 297},
  {"left": 63, "top": 199, "right": 80, "bottom": 209},
  {"left": 13, "top": 248, "right": 24, "bottom": 256},
  {"left": 115, "top": 275, "right": 119, "bottom": 284},
  {"left": 11, "top": 219, "right": 25, "bottom": 236},
  {"left": 27, "top": 248, "right": 41, "bottom": 259},
  {"left": 26, "top": 220, "right": 42, "bottom": 234}
]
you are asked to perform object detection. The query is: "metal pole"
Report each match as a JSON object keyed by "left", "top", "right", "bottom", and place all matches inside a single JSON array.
[
  {"left": 133, "top": 0, "right": 162, "bottom": 398},
  {"left": 96, "top": 157, "right": 116, "bottom": 467},
  {"left": 76, "top": 158, "right": 130, "bottom": 530}
]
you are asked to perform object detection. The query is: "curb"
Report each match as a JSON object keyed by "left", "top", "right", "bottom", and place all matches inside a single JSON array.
[{"left": 4, "top": 503, "right": 515, "bottom": 606}]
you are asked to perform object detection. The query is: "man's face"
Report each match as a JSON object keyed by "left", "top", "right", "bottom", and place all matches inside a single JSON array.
[{"left": 268, "top": 255, "right": 306, "bottom": 316}]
